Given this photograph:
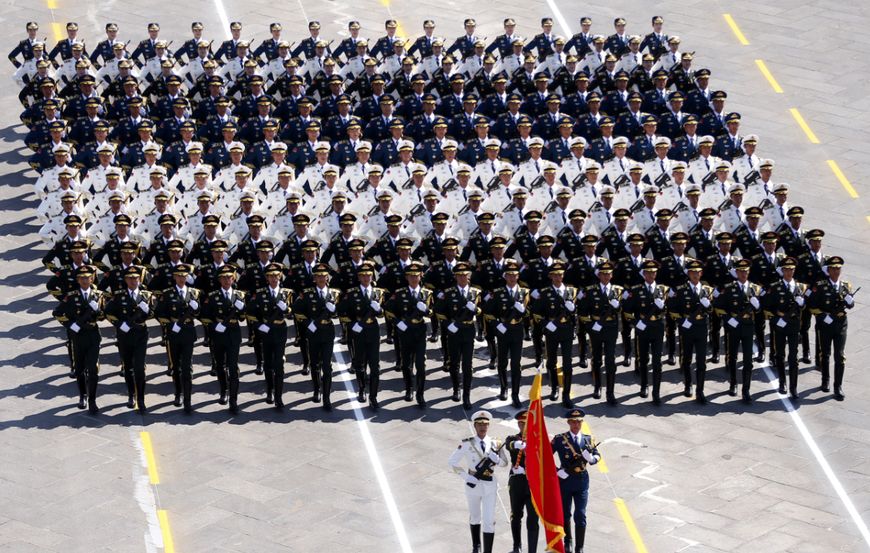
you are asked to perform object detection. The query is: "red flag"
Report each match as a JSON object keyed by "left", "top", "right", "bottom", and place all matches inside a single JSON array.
[{"left": 524, "top": 373, "right": 566, "bottom": 553}]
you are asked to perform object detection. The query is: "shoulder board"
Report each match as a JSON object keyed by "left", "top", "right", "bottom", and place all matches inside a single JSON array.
[{"left": 462, "top": 437, "right": 474, "bottom": 443}]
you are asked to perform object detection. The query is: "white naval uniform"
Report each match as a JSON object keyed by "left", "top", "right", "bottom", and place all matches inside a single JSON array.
[{"left": 447, "top": 435, "right": 509, "bottom": 533}]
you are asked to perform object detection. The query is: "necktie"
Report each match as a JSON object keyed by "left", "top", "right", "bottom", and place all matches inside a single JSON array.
[{"left": 480, "top": 439, "right": 486, "bottom": 452}]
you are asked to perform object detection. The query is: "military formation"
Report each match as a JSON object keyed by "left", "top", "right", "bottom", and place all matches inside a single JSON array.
[{"left": 17, "top": 14, "right": 854, "bottom": 419}]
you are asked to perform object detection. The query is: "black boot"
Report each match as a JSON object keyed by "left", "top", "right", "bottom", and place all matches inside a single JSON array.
[
  {"left": 482, "top": 532, "right": 494, "bottom": 553},
  {"left": 639, "top": 385, "right": 648, "bottom": 399},
  {"left": 173, "top": 394, "right": 182, "bottom": 407},
  {"left": 575, "top": 524, "right": 586, "bottom": 553},
  {"left": 77, "top": 395, "right": 86, "bottom": 410},
  {"left": 470, "top": 524, "right": 481, "bottom": 553},
  {"left": 549, "top": 387, "right": 559, "bottom": 401},
  {"left": 834, "top": 386, "right": 845, "bottom": 401}
]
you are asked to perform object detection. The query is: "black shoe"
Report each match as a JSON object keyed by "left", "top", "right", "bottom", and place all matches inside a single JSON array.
[
  {"left": 621, "top": 355, "right": 631, "bottom": 367},
  {"left": 229, "top": 404, "right": 239, "bottom": 414},
  {"left": 77, "top": 396, "right": 86, "bottom": 410},
  {"left": 127, "top": 397, "right": 135, "bottom": 409},
  {"left": 695, "top": 392, "right": 707, "bottom": 404},
  {"left": 549, "top": 388, "right": 559, "bottom": 401},
  {"left": 592, "top": 387, "right": 601, "bottom": 400},
  {"left": 275, "top": 397, "right": 284, "bottom": 410},
  {"left": 138, "top": 404, "right": 147, "bottom": 415},
  {"left": 488, "top": 359, "right": 497, "bottom": 371},
  {"left": 652, "top": 394, "right": 661, "bottom": 406},
  {"left": 742, "top": 392, "right": 752, "bottom": 404},
  {"left": 606, "top": 394, "right": 617, "bottom": 406},
  {"left": 683, "top": 385, "right": 693, "bottom": 398},
  {"left": 69, "top": 369, "right": 76, "bottom": 379},
  {"left": 370, "top": 397, "right": 379, "bottom": 410},
  {"left": 579, "top": 358, "right": 588, "bottom": 369},
  {"left": 416, "top": 393, "right": 426, "bottom": 409},
  {"left": 255, "top": 365, "right": 264, "bottom": 375},
  {"left": 475, "top": 333, "right": 484, "bottom": 342},
  {"left": 534, "top": 355, "right": 542, "bottom": 367},
  {"left": 666, "top": 355, "right": 676, "bottom": 366},
  {"left": 639, "top": 386, "right": 648, "bottom": 399},
  {"left": 512, "top": 396, "right": 521, "bottom": 408},
  {"left": 266, "top": 391, "right": 274, "bottom": 404},
  {"left": 209, "top": 368, "right": 216, "bottom": 377},
  {"left": 710, "top": 354, "right": 720, "bottom": 364},
  {"left": 561, "top": 397, "right": 573, "bottom": 408},
  {"left": 339, "top": 336, "right": 348, "bottom": 345},
  {"left": 357, "top": 390, "right": 365, "bottom": 403},
  {"left": 524, "top": 330, "right": 531, "bottom": 341},
  {"left": 323, "top": 396, "right": 332, "bottom": 411},
  {"left": 219, "top": 393, "right": 227, "bottom": 405},
  {"left": 441, "top": 364, "right": 449, "bottom": 373},
  {"left": 184, "top": 405, "right": 193, "bottom": 414},
  {"left": 165, "top": 368, "right": 173, "bottom": 377},
  {"left": 777, "top": 384, "right": 786, "bottom": 395},
  {"left": 799, "top": 356, "right": 811, "bottom": 364},
  {"left": 498, "top": 389, "right": 507, "bottom": 401},
  {"left": 313, "top": 389, "right": 321, "bottom": 403},
  {"left": 728, "top": 384, "right": 737, "bottom": 397},
  {"left": 404, "top": 390, "right": 413, "bottom": 402},
  {"left": 754, "top": 353, "right": 765, "bottom": 363},
  {"left": 88, "top": 402, "right": 99, "bottom": 415},
  {"left": 789, "top": 390, "right": 799, "bottom": 402},
  {"left": 428, "top": 333, "right": 438, "bottom": 343},
  {"left": 821, "top": 381, "right": 830, "bottom": 392},
  {"left": 173, "top": 395, "right": 182, "bottom": 407},
  {"left": 834, "top": 386, "right": 845, "bottom": 401},
  {"left": 462, "top": 401, "right": 472, "bottom": 410},
  {"left": 451, "top": 390, "right": 460, "bottom": 402},
  {"left": 385, "top": 335, "right": 393, "bottom": 345}
]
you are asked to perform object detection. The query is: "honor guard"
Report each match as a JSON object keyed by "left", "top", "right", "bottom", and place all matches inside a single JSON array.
[
  {"left": 435, "top": 261, "right": 481, "bottom": 409},
  {"left": 249, "top": 262, "right": 293, "bottom": 408},
  {"left": 578, "top": 260, "right": 623, "bottom": 404},
  {"left": 531, "top": 260, "right": 578, "bottom": 407},
  {"left": 552, "top": 408, "right": 601, "bottom": 553},
  {"left": 808, "top": 256, "right": 854, "bottom": 400},
  {"left": 448, "top": 410, "right": 509, "bottom": 553},
  {"left": 505, "top": 411, "right": 539, "bottom": 553},
  {"left": 201, "top": 265, "right": 246, "bottom": 413},
  {"left": 483, "top": 260, "right": 529, "bottom": 407},
  {"left": 762, "top": 257, "right": 806, "bottom": 400},
  {"left": 666, "top": 259, "right": 714, "bottom": 402},
  {"left": 623, "top": 260, "right": 669, "bottom": 404},
  {"left": 292, "top": 263, "right": 340, "bottom": 410}
]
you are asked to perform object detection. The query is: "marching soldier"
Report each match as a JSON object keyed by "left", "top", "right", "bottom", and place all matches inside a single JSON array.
[
  {"left": 505, "top": 410, "right": 539, "bottom": 553},
  {"left": 448, "top": 410, "right": 509, "bottom": 553},
  {"left": 154, "top": 264, "right": 202, "bottom": 413},
  {"left": 483, "top": 260, "right": 529, "bottom": 408},
  {"left": 666, "top": 259, "right": 714, "bottom": 403},
  {"left": 472, "top": 236, "right": 511, "bottom": 369},
  {"left": 808, "top": 256, "right": 854, "bottom": 400},
  {"left": 104, "top": 265, "right": 154, "bottom": 413},
  {"left": 201, "top": 265, "right": 247, "bottom": 413},
  {"left": 249, "top": 262, "right": 293, "bottom": 409},
  {"left": 52, "top": 265, "right": 105, "bottom": 414},
  {"left": 623, "top": 260, "right": 669, "bottom": 404},
  {"left": 703, "top": 231, "right": 738, "bottom": 363},
  {"left": 520, "top": 236, "right": 560, "bottom": 367},
  {"left": 337, "top": 262, "right": 385, "bottom": 409},
  {"left": 762, "top": 257, "right": 806, "bottom": 400},
  {"left": 532, "top": 260, "right": 578, "bottom": 407},
  {"left": 579, "top": 260, "right": 624, "bottom": 405},
  {"left": 384, "top": 262, "right": 433, "bottom": 407},
  {"left": 552, "top": 408, "right": 601, "bottom": 553},
  {"left": 436, "top": 261, "right": 481, "bottom": 409},
  {"left": 713, "top": 258, "right": 762, "bottom": 403},
  {"left": 293, "top": 263, "right": 340, "bottom": 410}
]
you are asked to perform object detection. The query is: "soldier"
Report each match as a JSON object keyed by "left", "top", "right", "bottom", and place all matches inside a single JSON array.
[
  {"left": 436, "top": 262, "right": 482, "bottom": 409},
  {"left": 238, "top": 240, "right": 274, "bottom": 376},
  {"left": 520, "top": 236, "right": 559, "bottom": 367},
  {"left": 532, "top": 260, "right": 578, "bottom": 407},
  {"left": 103, "top": 265, "right": 153, "bottom": 413},
  {"left": 704, "top": 231, "right": 738, "bottom": 363},
  {"left": 504, "top": 410, "right": 539, "bottom": 553},
  {"left": 667, "top": 259, "right": 714, "bottom": 402},
  {"left": 384, "top": 262, "right": 433, "bottom": 407},
  {"left": 201, "top": 265, "right": 247, "bottom": 413},
  {"left": 713, "top": 258, "right": 762, "bottom": 403},
  {"left": 249, "top": 262, "right": 293, "bottom": 408},
  {"left": 448, "top": 410, "right": 509, "bottom": 553},
  {"left": 338, "top": 260, "right": 384, "bottom": 404},
  {"left": 484, "top": 260, "right": 529, "bottom": 408},
  {"left": 552, "top": 408, "right": 601, "bottom": 553},
  {"left": 624, "top": 260, "right": 669, "bottom": 404},
  {"left": 154, "top": 264, "right": 202, "bottom": 413},
  {"left": 579, "top": 260, "right": 624, "bottom": 404},
  {"left": 763, "top": 257, "right": 806, "bottom": 400},
  {"left": 52, "top": 265, "right": 105, "bottom": 413},
  {"left": 808, "top": 256, "right": 854, "bottom": 400},
  {"left": 293, "top": 263, "right": 340, "bottom": 410}
]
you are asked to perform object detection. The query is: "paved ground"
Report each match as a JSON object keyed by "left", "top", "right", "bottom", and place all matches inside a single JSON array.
[{"left": 2, "top": 1, "right": 870, "bottom": 552}]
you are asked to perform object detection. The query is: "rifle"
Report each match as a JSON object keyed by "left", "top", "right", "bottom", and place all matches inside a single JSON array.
[
  {"left": 484, "top": 175, "right": 500, "bottom": 192},
  {"left": 467, "top": 440, "right": 507, "bottom": 488},
  {"left": 400, "top": 177, "right": 414, "bottom": 190},
  {"left": 441, "top": 178, "right": 459, "bottom": 192},
  {"left": 527, "top": 175, "right": 545, "bottom": 190},
  {"left": 572, "top": 173, "right": 589, "bottom": 188},
  {"left": 613, "top": 174, "right": 630, "bottom": 187},
  {"left": 654, "top": 171, "right": 671, "bottom": 187},
  {"left": 742, "top": 169, "right": 760, "bottom": 186},
  {"left": 700, "top": 171, "right": 717, "bottom": 189}
]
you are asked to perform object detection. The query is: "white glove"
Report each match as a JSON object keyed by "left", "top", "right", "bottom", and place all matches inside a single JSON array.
[
  {"left": 654, "top": 298, "right": 665, "bottom": 309},
  {"left": 188, "top": 299, "right": 199, "bottom": 311},
  {"left": 447, "top": 322, "right": 458, "bottom": 334},
  {"left": 795, "top": 296, "right": 805, "bottom": 307},
  {"left": 609, "top": 298, "right": 619, "bottom": 308},
  {"left": 258, "top": 323, "right": 270, "bottom": 333},
  {"left": 69, "top": 322, "right": 80, "bottom": 333},
  {"left": 582, "top": 450, "right": 597, "bottom": 464},
  {"left": 416, "top": 300, "right": 428, "bottom": 312},
  {"left": 138, "top": 301, "right": 149, "bottom": 313},
  {"left": 576, "top": 289, "right": 584, "bottom": 300},
  {"left": 370, "top": 300, "right": 381, "bottom": 312},
  {"left": 351, "top": 322, "right": 363, "bottom": 333},
  {"left": 464, "top": 474, "right": 479, "bottom": 485},
  {"left": 88, "top": 300, "right": 99, "bottom": 311},
  {"left": 531, "top": 289, "right": 540, "bottom": 299},
  {"left": 465, "top": 300, "right": 476, "bottom": 312},
  {"left": 397, "top": 320, "right": 408, "bottom": 332},
  {"left": 513, "top": 440, "right": 526, "bottom": 450},
  {"left": 325, "top": 301, "right": 336, "bottom": 312},
  {"left": 437, "top": 292, "right": 445, "bottom": 299},
  {"left": 277, "top": 300, "right": 288, "bottom": 311},
  {"left": 622, "top": 290, "right": 629, "bottom": 300},
  {"left": 564, "top": 300, "right": 575, "bottom": 312},
  {"left": 749, "top": 296, "right": 760, "bottom": 309},
  {"left": 119, "top": 322, "right": 131, "bottom": 333},
  {"left": 487, "top": 451, "right": 500, "bottom": 463},
  {"left": 557, "top": 469, "right": 569, "bottom": 480},
  {"left": 171, "top": 322, "right": 181, "bottom": 333},
  {"left": 845, "top": 294, "right": 854, "bottom": 306},
  {"left": 545, "top": 321, "right": 557, "bottom": 332},
  {"left": 307, "top": 321, "right": 317, "bottom": 333},
  {"left": 514, "top": 301, "right": 525, "bottom": 313},
  {"left": 700, "top": 297, "right": 711, "bottom": 308},
  {"left": 234, "top": 299, "right": 245, "bottom": 310},
  {"left": 185, "top": 274, "right": 194, "bottom": 285},
  {"left": 713, "top": 289, "right": 720, "bottom": 298},
  {"left": 215, "top": 322, "right": 226, "bottom": 333},
  {"left": 513, "top": 466, "right": 526, "bottom": 475}
]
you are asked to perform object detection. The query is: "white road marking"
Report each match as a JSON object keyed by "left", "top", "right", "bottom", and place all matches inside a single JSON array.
[
  {"left": 333, "top": 348, "right": 414, "bottom": 553},
  {"left": 761, "top": 365, "right": 870, "bottom": 547},
  {"left": 131, "top": 429, "right": 162, "bottom": 553},
  {"left": 544, "top": 0, "right": 574, "bottom": 37},
  {"left": 211, "top": 0, "right": 231, "bottom": 38}
]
